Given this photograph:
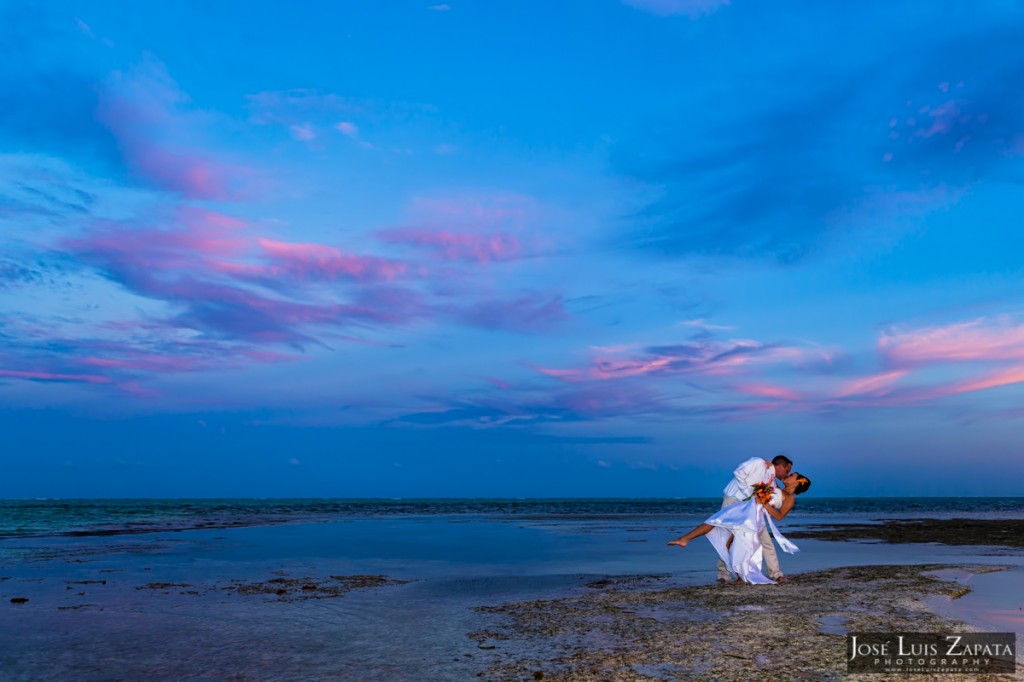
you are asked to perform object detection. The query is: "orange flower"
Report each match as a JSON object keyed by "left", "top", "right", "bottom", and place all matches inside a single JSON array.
[{"left": 749, "top": 483, "right": 774, "bottom": 505}]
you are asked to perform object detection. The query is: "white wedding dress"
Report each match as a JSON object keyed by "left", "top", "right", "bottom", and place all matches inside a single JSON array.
[{"left": 705, "top": 488, "right": 799, "bottom": 584}]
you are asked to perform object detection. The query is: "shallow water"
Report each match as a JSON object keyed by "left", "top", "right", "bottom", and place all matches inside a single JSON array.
[{"left": 1, "top": 500, "right": 1022, "bottom": 681}]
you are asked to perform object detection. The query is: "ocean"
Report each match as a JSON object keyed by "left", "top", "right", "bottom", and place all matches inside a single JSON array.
[{"left": 1, "top": 498, "right": 1022, "bottom": 681}]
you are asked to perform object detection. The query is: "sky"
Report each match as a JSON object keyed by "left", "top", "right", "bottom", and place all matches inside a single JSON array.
[{"left": 2, "top": 0, "right": 1024, "bottom": 498}]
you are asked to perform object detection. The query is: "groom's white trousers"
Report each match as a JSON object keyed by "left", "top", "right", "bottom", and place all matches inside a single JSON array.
[{"left": 715, "top": 494, "right": 783, "bottom": 581}]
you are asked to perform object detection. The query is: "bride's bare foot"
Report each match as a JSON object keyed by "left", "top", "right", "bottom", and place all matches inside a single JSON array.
[{"left": 666, "top": 538, "right": 689, "bottom": 547}]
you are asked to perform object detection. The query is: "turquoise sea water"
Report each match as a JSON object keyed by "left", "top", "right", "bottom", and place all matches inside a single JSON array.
[{"left": 1, "top": 498, "right": 1021, "bottom": 681}]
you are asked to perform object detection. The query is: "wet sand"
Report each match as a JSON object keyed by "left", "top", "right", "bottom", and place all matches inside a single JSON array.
[{"left": 470, "top": 564, "right": 1019, "bottom": 682}]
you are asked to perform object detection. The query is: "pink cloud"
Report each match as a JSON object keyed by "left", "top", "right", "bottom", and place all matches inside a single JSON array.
[
  {"left": 96, "top": 59, "right": 255, "bottom": 200},
  {"left": 64, "top": 207, "right": 428, "bottom": 348},
  {"left": 290, "top": 123, "right": 316, "bottom": 141},
  {"left": 377, "top": 228, "right": 523, "bottom": 263},
  {"left": 836, "top": 370, "right": 909, "bottom": 398},
  {"left": 378, "top": 194, "right": 556, "bottom": 263},
  {"left": 538, "top": 339, "right": 828, "bottom": 383},
  {"left": 942, "top": 364, "right": 1024, "bottom": 397},
  {"left": 129, "top": 149, "right": 242, "bottom": 201},
  {"left": 256, "top": 239, "right": 409, "bottom": 282},
  {"left": 335, "top": 121, "right": 359, "bottom": 137},
  {"left": 881, "top": 317, "right": 1024, "bottom": 366},
  {"left": 736, "top": 383, "right": 804, "bottom": 401},
  {"left": 915, "top": 100, "right": 964, "bottom": 139}
]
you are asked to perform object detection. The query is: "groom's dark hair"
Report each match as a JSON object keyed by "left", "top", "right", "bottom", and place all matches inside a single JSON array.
[{"left": 771, "top": 455, "right": 793, "bottom": 468}]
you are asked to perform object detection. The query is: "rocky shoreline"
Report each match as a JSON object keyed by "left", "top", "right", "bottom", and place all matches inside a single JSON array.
[{"left": 469, "top": 564, "right": 1018, "bottom": 682}]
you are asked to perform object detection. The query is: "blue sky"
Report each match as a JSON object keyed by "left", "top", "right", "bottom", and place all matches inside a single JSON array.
[{"left": 3, "top": 0, "right": 1023, "bottom": 497}]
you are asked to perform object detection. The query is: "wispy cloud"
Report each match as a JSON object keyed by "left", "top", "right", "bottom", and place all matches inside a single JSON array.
[
  {"left": 247, "top": 89, "right": 363, "bottom": 124},
  {"left": 378, "top": 193, "right": 551, "bottom": 263},
  {"left": 253, "top": 239, "right": 410, "bottom": 284},
  {"left": 378, "top": 229, "right": 524, "bottom": 263},
  {"left": 0, "top": 367, "right": 113, "bottom": 385},
  {"left": 247, "top": 89, "right": 434, "bottom": 148},
  {"left": 618, "top": 14, "right": 1024, "bottom": 262},
  {"left": 460, "top": 293, "right": 567, "bottom": 333},
  {"left": 289, "top": 123, "right": 316, "bottom": 141},
  {"left": 96, "top": 58, "right": 256, "bottom": 200},
  {"left": 62, "top": 206, "right": 429, "bottom": 346},
  {"left": 881, "top": 317, "right": 1024, "bottom": 366},
  {"left": 335, "top": 121, "right": 359, "bottom": 137},
  {"left": 621, "top": 0, "right": 729, "bottom": 18},
  {"left": 3, "top": 184, "right": 571, "bottom": 395},
  {"left": 537, "top": 337, "right": 832, "bottom": 382}
]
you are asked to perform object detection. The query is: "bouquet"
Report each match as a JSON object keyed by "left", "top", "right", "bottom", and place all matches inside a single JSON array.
[{"left": 745, "top": 483, "right": 775, "bottom": 505}]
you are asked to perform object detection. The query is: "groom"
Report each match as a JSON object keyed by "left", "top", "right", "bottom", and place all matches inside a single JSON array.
[{"left": 716, "top": 454, "right": 793, "bottom": 584}]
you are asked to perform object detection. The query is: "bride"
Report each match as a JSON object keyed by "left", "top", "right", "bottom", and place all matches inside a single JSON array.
[{"left": 667, "top": 472, "right": 811, "bottom": 584}]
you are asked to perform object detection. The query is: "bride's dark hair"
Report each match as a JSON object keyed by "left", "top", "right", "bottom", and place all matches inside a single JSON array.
[{"left": 791, "top": 473, "right": 811, "bottom": 495}]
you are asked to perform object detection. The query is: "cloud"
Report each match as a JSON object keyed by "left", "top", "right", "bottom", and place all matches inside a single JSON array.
[
  {"left": 0, "top": 260, "right": 47, "bottom": 288},
  {"left": 0, "top": 368, "right": 113, "bottom": 385},
  {"left": 881, "top": 317, "right": 1024, "bottom": 367},
  {"left": 335, "top": 121, "right": 359, "bottom": 137},
  {"left": 248, "top": 89, "right": 435, "bottom": 146},
  {"left": 835, "top": 370, "right": 909, "bottom": 399},
  {"left": 95, "top": 58, "right": 255, "bottom": 200},
  {"left": 538, "top": 337, "right": 831, "bottom": 382},
  {"left": 0, "top": 307, "right": 302, "bottom": 396},
  {"left": 377, "top": 193, "right": 551, "bottom": 263},
  {"left": 460, "top": 294, "right": 567, "bottom": 333},
  {"left": 621, "top": 0, "right": 729, "bottom": 18},
  {"left": 378, "top": 228, "right": 524, "bottom": 263},
  {"left": 75, "top": 18, "right": 96, "bottom": 39},
  {"left": 253, "top": 239, "right": 410, "bottom": 283},
  {"left": 618, "top": 14, "right": 1024, "bottom": 262},
  {"left": 51, "top": 194, "right": 564, "bottom": 361},
  {"left": 289, "top": 123, "right": 316, "bottom": 141},
  {"left": 248, "top": 89, "right": 364, "bottom": 123},
  {"left": 735, "top": 383, "right": 805, "bottom": 401},
  {"left": 334, "top": 121, "right": 372, "bottom": 148},
  {"left": 62, "top": 205, "right": 428, "bottom": 346},
  {"left": 393, "top": 380, "right": 668, "bottom": 427}
]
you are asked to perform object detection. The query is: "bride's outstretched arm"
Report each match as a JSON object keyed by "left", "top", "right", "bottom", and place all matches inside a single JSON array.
[{"left": 763, "top": 496, "right": 794, "bottom": 521}]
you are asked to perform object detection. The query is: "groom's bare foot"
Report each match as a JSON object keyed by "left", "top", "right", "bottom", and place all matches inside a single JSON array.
[{"left": 666, "top": 538, "right": 689, "bottom": 547}]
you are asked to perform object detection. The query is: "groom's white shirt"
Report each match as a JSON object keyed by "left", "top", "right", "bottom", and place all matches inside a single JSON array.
[{"left": 722, "top": 456, "right": 775, "bottom": 500}]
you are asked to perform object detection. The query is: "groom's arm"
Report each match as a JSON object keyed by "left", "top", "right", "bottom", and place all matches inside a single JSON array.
[{"left": 732, "top": 457, "right": 767, "bottom": 487}]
